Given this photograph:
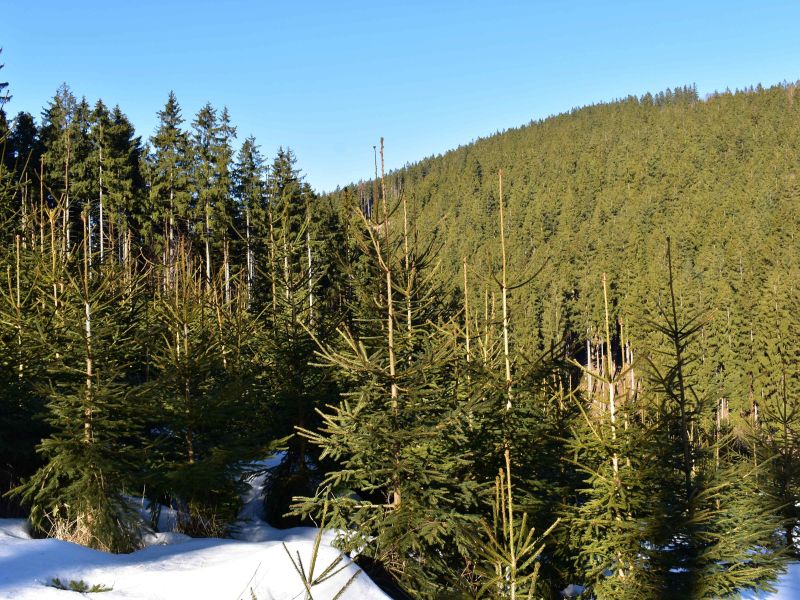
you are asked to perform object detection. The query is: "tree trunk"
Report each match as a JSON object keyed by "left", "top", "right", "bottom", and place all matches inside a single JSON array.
[
  {"left": 380, "top": 138, "right": 400, "bottom": 509},
  {"left": 99, "top": 144, "right": 104, "bottom": 263},
  {"left": 499, "top": 170, "right": 512, "bottom": 412}
]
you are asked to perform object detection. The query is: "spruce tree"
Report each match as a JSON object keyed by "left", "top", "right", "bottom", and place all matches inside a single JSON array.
[
  {"left": 146, "top": 254, "right": 245, "bottom": 536},
  {"left": 190, "top": 103, "right": 237, "bottom": 289},
  {"left": 233, "top": 135, "right": 266, "bottom": 302},
  {"left": 103, "top": 105, "right": 144, "bottom": 263},
  {"left": 295, "top": 141, "right": 482, "bottom": 597},
  {"left": 754, "top": 265, "right": 800, "bottom": 554},
  {"left": 256, "top": 148, "right": 342, "bottom": 527},
  {"left": 458, "top": 171, "right": 569, "bottom": 598},
  {"left": 0, "top": 191, "right": 49, "bottom": 517},
  {"left": 564, "top": 275, "right": 659, "bottom": 599},
  {"left": 38, "top": 85, "right": 88, "bottom": 252},
  {"left": 13, "top": 217, "right": 147, "bottom": 552},
  {"left": 147, "top": 92, "right": 192, "bottom": 277},
  {"left": 642, "top": 241, "right": 785, "bottom": 598}
]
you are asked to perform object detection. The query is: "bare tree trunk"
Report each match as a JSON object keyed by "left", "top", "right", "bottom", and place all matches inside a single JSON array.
[
  {"left": 20, "top": 182, "right": 28, "bottom": 249},
  {"left": 224, "top": 236, "right": 231, "bottom": 304},
  {"left": 628, "top": 340, "right": 635, "bottom": 396},
  {"left": 183, "top": 321, "right": 194, "bottom": 464},
  {"left": 666, "top": 241, "right": 694, "bottom": 507},
  {"left": 402, "top": 192, "right": 413, "bottom": 336},
  {"left": 99, "top": 145, "right": 104, "bottom": 263},
  {"left": 87, "top": 204, "right": 93, "bottom": 276},
  {"left": 372, "top": 145, "right": 378, "bottom": 222},
  {"left": 505, "top": 447, "right": 518, "bottom": 600},
  {"left": 64, "top": 127, "right": 71, "bottom": 253},
  {"left": 15, "top": 235, "right": 22, "bottom": 379},
  {"left": 306, "top": 228, "right": 314, "bottom": 325},
  {"left": 205, "top": 199, "right": 212, "bottom": 287},
  {"left": 269, "top": 204, "right": 277, "bottom": 318},
  {"left": 246, "top": 208, "right": 252, "bottom": 303},
  {"left": 168, "top": 187, "right": 175, "bottom": 288},
  {"left": 603, "top": 274, "right": 628, "bottom": 579},
  {"left": 380, "top": 138, "right": 400, "bottom": 509},
  {"left": 602, "top": 273, "right": 618, "bottom": 476},
  {"left": 587, "top": 332, "right": 594, "bottom": 397},
  {"left": 82, "top": 214, "right": 93, "bottom": 443},
  {"left": 39, "top": 158, "right": 45, "bottom": 254},
  {"left": 283, "top": 229, "right": 290, "bottom": 302},
  {"left": 50, "top": 199, "right": 58, "bottom": 313},
  {"left": 463, "top": 257, "right": 471, "bottom": 363},
  {"left": 482, "top": 288, "right": 491, "bottom": 365},
  {"left": 499, "top": 170, "right": 512, "bottom": 412}
]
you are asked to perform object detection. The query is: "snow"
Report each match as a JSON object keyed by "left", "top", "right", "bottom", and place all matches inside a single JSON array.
[
  {"left": 0, "top": 455, "right": 390, "bottom": 600},
  {"left": 6, "top": 452, "right": 798, "bottom": 600}
]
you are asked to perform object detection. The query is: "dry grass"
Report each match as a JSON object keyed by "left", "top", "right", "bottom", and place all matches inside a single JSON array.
[
  {"left": 46, "top": 511, "right": 111, "bottom": 552},
  {"left": 43, "top": 507, "right": 141, "bottom": 553},
  {"left": 174, "top": 510, "right": 228, "bottom": 538}
]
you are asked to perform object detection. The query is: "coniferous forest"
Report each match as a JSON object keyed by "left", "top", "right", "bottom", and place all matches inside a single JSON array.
[{"left": 2, "top": 56, "right": 800, "bottom": 599}]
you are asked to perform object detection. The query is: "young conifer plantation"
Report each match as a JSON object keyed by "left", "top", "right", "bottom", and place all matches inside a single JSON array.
[{"left": 2, "top": 56, "right": 800, "bottom": 598}]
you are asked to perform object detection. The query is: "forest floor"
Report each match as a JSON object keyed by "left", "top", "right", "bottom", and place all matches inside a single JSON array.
[{"left": 0, "top": 459, "right": 389, "bottom": 600}]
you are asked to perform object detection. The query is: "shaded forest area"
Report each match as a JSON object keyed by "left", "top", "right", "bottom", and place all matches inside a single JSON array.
[{"left": 1, "top": 66, "right": 800, "bottom": 599}]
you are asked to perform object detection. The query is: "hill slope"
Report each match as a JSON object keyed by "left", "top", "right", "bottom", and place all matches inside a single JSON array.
[{"left": 331, "top": 83, "right": 800, "bottom": 415}]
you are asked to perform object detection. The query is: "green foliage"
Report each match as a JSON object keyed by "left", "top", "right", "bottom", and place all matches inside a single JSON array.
[
  {"left": 145, "top": 261, "right": 258, "bottom": 535},
  {"left": 252, "top": 147, "right": 344, "bottom": 527},
  {"left": 282, "top": 502, "right": 362, "bottom": 600},
  {"left": 465, "top": 450, "right": 557, "bottom": 600},
  {"left": 0, "top": 214, "right": 49, "bottom": 518},
  {"left": 146, "top": 91, "right": 193, "bottom": 258},
  {"left": 294, "top": 181, "right": 483, "bottom": 596},
  {"left": 48, "top": 577, "right": 112, "bottom": 593},
  {"left": 565, "top": 386, "right": 661, "bottom": 599},
  {"left": 640, "top": 243, "right": 785, "bottom": 598},
  {"left": 13, "top": 248, "right": 148, "bottom": 552},
  {"left": 328, "top": 83, "right": 800, "bottom": 420},
  {"left": 752, "top": 265, "right": 800, "bottom": 553}
]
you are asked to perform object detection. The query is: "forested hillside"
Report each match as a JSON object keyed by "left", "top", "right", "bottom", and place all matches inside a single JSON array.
[
  {"left": 332, "top": 83, "right": 800, "bottom": 422},
  {"left": 2, "top": 69, "right": 800, "bottom": 600}
]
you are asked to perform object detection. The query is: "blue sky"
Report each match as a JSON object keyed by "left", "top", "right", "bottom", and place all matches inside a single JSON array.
[{"left": 2, "top": 0, "right": 799, "bottom": 192}]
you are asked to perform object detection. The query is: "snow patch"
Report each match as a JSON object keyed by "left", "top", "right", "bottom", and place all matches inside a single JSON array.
[{"left": 0, "top": 453, "right": 389, "bottom": 600}]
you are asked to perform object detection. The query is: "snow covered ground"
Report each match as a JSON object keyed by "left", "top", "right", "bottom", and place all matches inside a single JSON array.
[{"left": 0, "top": 458, "right": 389, "bottom": 600}]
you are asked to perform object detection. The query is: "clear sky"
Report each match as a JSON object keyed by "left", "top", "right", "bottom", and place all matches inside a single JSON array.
[{"left": 2, "top": 0, "right": 799, "bottom": 192}]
